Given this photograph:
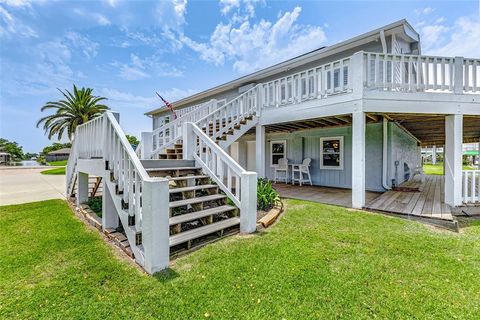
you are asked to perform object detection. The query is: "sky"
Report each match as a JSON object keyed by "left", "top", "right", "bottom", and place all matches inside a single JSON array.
[{"left": 0, "top": 0, "right": 479, "bottom": 153}]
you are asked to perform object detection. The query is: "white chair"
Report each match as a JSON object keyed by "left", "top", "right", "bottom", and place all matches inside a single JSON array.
[
  {"left": 291, "top": 158, "right": 312, "bottom": 186},
  {"left": 274, "top": 158, "right": 289, "bottom": 183}
]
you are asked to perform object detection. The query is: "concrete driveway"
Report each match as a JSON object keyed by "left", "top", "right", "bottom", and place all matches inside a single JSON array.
[{"left": 0, "top": 168, "right": 66, "bottom": 206}]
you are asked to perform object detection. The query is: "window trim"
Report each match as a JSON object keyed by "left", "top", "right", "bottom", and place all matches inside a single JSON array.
[
  {"left": 320, "top": 136, "right": 344, "bottom": 170},
  {"left": 270, "top": 140, "right": 287, "bottom": 167}
]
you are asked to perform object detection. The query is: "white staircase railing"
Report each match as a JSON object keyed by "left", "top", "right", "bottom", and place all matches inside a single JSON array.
[
  {"left": 183, "top": 121, "right": 257, "bottom": 233},
  {"left": 66, "top": 139, "right": 78, "bottom": 197},
  {"left": 196, "top": 85, "right": 261, "bottom": 141},
  {"left": 151, "top": 99, "right": 220, "bottom": 157},
  {"left": 463, "top": 170, "right": 480, "bottom": 204},
  {"left": 68, "top": 112, "right": 170, "bottom": 274}
]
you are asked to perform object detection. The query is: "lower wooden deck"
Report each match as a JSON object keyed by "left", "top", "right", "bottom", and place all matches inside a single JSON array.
[
  {"left": 366, "top": 175, "right": 453, "bottom": 221},
  {"left": 273, "top": 183, "right": 381, "bottom": 208}
]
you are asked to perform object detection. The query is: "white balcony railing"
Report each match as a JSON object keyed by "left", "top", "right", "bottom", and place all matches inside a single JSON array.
[{"left": 463, "top": 170, "right": 480, "bottom": 204}]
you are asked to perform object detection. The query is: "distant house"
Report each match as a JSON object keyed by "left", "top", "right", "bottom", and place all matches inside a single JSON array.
[
  {"left": 0, "top": 152, "right": 11, "bottom": 165},
  {"left": 46, "top": 148, "right": 71, "bottom": 162}
]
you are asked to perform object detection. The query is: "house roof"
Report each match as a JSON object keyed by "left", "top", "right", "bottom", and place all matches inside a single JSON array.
[
  {"left": 47, "top": 148, "right": 71, "bottom": 155},
  {"left": 145, "top": 19, "right": 419, "bottom": 116}
]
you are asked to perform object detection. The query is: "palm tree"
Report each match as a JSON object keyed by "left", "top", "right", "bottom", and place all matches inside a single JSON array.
[{"left": 37, "top": 85, "right": 109, "bottom": 140}]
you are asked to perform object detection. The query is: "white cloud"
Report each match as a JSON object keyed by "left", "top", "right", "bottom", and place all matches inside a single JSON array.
[
  {"left": 73, "top": 8, "right": 111, "bottom": 26},
  {"left": 219, "top": 0, "right": 240, "bottom": 15},
  {"left": 419, "top": 23, "right": 449, "bottom": 51},
  {"left": 414, "top": 7, "right": 435, "bottom": 15},
  {"left": 179, "top": 6, "right": 326, "bottom": 74},
  {"left": 0, "top": 5, "right": 37, "bottom": 38},
  {"left": 114, "top": 53, "right": 184, "bottom": 80},
  {"left": 100, "top": 87, "right": 198, "bottom": 109},
  {"left": 426, "top": 16, "right": 480, "bottom": 57},
  {"left": 65, "top": 31, "right": 98, "bottom": 59},
  {"left": 104, "top": 0, "right": 119, "bottom": 8},
  {"left": 156, "top": 0, "right": 187, "bottom": 31}
]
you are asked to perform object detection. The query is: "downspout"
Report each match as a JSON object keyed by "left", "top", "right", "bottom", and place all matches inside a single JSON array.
[{"left": 382, "top": 116, "right": 392, "bottom": 190}]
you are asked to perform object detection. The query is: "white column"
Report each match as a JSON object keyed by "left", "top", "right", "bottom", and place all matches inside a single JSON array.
[
  {"left": 453, "top": 57, "right": 464, "bottom": 94},
  {"left": 240, "top": 171, "right": 258, "bottom": 233},
  {"left": 352, "top": 112, "right": 366, "bottom": 209},
  {"left": 444, "top": 114, "right": 463, "bottom": 206},
  {"left": 76, "top": 172, "right": 89, "bottom": 206},
  {"left": 140, "top": 132, "right": 153, "bottom": 159},
  {"left": 255, "top": 124, "right": 265, "bottom": 178},
  {"left": 142, "top": 179, "right": 170, "bottom": 274},
  {"left": 351, "top": 51, "right": 365, "bottom": 100},
  {"left": 102, "top": 180, "right": 119, "bottom": 229},
  {"left": 432, "top": 145, "right": 437, "bottom": 165}
]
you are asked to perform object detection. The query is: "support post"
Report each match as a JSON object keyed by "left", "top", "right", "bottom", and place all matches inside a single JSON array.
[
  {"left": 76, "top": 172, "right": 89, "bottom": 206},
  {"left": 432, "top": 145, "right": 437, "bottom": 165},
  {"left": 140, "top": 132, "right": 153, "bottom": 159},
  {"left": 255, "top": 124, "right": 265, "bottom": 178},
  {"left": 182, "top": 122, "right": 195, "bottom": 160},
  {"left": 352, "top": 111, "right": 366, "bottom": 209},
  {"left": 444, "top": 114, "right": 463, "bottom": 206},
  {"left": 240, "top": 171, "right": 257, "bottom": 233},
  {"left": 102, "top": 180, "right": 119, "bottom": 229},
  {"left": 351, "top": 51, "right": 365, "bottom": 99},
  {"left": 142, "top": 179, "right": 170, "bottom": 274},
  {"left": 453, "top": 57, "right": 464, "bottom": 94}
]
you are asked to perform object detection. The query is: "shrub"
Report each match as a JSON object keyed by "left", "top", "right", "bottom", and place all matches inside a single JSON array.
[
  {"left": 87, "top": 196, "right": 102, "bottom": 217},
  {"left": 257, "top": 178, "right": 280, "bottom": 211}
]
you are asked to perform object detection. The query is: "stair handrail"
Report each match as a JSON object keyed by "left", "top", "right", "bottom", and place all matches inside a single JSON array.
[
  {"left": 151, "top": 99, "right": 219, "bottom": 156},
  {"left": 67, "top": 111, "right": 170, "bottom": 273},
  {"left": 66, "top": 138, "right": 78, "bottom": 196},
  {"left": 183, "top": 121, "right": 257, "bottom": 233},
  {"left": 195, "top": 85, "right": 261, "bottom": 141}
]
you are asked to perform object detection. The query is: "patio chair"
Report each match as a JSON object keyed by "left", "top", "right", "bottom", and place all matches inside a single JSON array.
[
  {"left": 274, "top": 158, "right": 289, "bottom": 183},
  {"left": 291, "top": 158, "right": 312, "bottom": 186}
]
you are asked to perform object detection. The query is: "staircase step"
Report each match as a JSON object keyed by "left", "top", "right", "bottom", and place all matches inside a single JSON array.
[
  {"left": 169, "top": 205, "right": 236, "bottom": 225},
  {"left": 168, "top": 175, "right": 209, "bottom": 181},
  {"left": 169, "top": 217, "right": 240, "bottom": 247},
  {"left": 169, "top": 184, "right": 218, "bottom": 193},
  {"left": 146, "top": 166, "right": 201, "bottom": 172},
  {"left": 169, "top": 194, "right": 226, "bottom": 208}
]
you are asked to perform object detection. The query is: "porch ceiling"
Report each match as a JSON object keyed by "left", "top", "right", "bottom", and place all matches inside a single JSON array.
[
  {"left": 384, "top": 114, "right": 480, "bottom": 147},
  {"left": 263, "top": 114, "right": 380, "bottom": 134},
  {"left": 259, "top": 113, "right": 479, "bottom": 147}
]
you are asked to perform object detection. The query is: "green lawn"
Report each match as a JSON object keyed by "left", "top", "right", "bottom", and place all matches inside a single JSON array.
[
  {"left": 47, "top": 160, "right": 68, "bottom": 166},
  {"left": 2, "top": 199, "right": 480, "bottom": 319},
  {"left": 423, "top": 162, "right": 477, "bottom": 175},
  {"left": 40, "top": 167, "right": 66, "bottom": 175}
]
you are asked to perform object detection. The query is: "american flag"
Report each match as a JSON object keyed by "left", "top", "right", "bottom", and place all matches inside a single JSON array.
[{"left": 156, "top": 92, "right": 177, "bottom": 120}]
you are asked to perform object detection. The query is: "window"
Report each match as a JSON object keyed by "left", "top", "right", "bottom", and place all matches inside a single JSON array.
[
  {"left": 270, "top": 140, "right": 286, "bottom": 167},
  {"left": 320, "top": 136, "right": 344, "bottom": 170}
]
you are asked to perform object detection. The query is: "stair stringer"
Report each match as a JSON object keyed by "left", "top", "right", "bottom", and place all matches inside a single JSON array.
[
  {"left": 218, "top": 116, "right": 259, "bottom": 150},
  {"left": 104, "top": 177, "right": 145, "bottom": 266}
]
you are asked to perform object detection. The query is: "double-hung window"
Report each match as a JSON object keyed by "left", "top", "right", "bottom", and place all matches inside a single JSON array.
[
  {"left": 270, "top": 140, "right": 286, "bottom": 167},
  {"left": 320, "top": 136, "right": 344, "bottom": 170}
]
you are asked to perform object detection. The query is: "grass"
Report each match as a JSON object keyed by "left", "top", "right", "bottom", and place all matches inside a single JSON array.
[
  {"left": 423, "top": 162, "right": 477, "bottom": 175},
  {"left": 40, "top": 167, "right": 66, "bottom": 175},
  {"left": 47, "top": 160, "right": 68, "bottom": 166},
  {"left": 2, "top": 199, "right": 480, "bottom": 319}
]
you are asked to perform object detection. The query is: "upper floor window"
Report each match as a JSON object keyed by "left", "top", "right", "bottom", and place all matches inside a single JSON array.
[{"left": 320, "top": 136, "right": 344, "bottom": 170}]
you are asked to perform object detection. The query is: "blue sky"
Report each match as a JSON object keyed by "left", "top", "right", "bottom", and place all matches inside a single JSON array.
[{"left": 0, "top": 0, "right": 479, "bottom": 152}]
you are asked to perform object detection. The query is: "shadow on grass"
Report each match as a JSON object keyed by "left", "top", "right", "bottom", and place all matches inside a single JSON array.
[{"left": 153, "top": 268, "right": 180, "bottom": 283}]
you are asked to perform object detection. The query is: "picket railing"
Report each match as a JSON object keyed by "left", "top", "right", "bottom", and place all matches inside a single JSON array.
[
  {"left": 70, "top": 112, "right": 170, "bottom": 273},
  {"left": 364, "top": 53, "right": 480, "bottom": 93},
  {"left": 151, "top": 99, "right": 219, "bottom": 157},
  {"left": 261, "top": 57, "right": 351, "bottom": 108},
  {"left": 463, "top": 170, "right": 480, "bottom": 204},
  {"left": 196, "top": 85, "right": 261, "bottom": 141},
  {"left": 183, "top": 122, "right": 257, "bottom": 233}
]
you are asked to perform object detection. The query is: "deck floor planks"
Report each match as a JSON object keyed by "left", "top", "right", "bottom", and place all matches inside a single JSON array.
[{"left": 366, "top": 175, "right": 454, "bottom": 221}]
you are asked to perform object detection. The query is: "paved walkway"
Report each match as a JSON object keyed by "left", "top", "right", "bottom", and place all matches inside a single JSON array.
[{"left": 0, "top": 168, "right": 66, "bottom": 205}]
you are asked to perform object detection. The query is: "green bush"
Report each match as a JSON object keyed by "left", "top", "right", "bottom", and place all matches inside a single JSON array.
[
  {"left": 257, "top": 178, "right": 280, "bottom": 211},
  {"left": 87, "top": 196, "right": 102, "bottom": 217}
]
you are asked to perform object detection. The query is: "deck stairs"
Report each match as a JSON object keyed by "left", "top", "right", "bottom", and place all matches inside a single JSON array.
[{"left": 66, "top": 88, "right": 259, "bottom": 273}]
